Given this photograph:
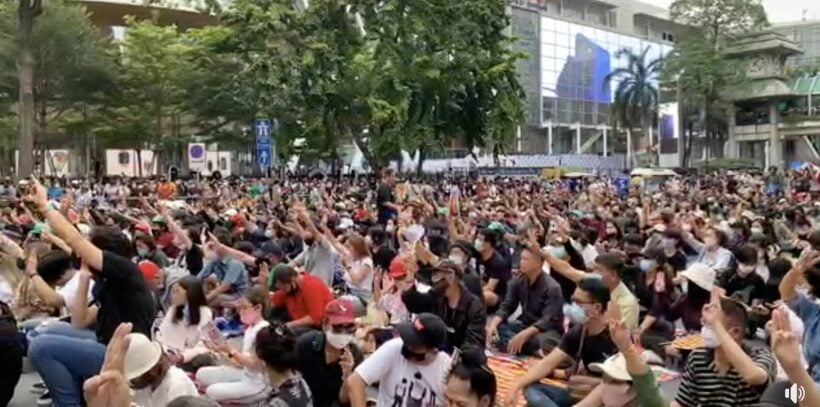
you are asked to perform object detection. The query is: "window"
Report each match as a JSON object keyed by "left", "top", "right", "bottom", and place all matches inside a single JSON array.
[
  {"left": 219, "top": 158, "right": 228, "bottom": 170},
  {"left": 118, "top": 152, "right": 129, "bottom": 165}
]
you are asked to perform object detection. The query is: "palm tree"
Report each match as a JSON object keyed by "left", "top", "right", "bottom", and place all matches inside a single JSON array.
[{"left": 605, "top": 47, "right": 662, "bottom": 167}]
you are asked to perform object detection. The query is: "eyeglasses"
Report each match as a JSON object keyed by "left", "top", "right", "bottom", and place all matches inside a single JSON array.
[{"left": 332, "top": 324, "right": 357, "bottom": 334}]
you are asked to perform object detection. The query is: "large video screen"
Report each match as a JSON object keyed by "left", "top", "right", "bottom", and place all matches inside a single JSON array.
[{"left": 540, "top": 16, "right": 672, "bottom": 125}]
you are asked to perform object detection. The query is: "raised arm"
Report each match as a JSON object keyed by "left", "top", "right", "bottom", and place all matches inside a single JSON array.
[
  {"left": 30, "top": 177, "right": 103, "bottom": 272},
  {"left": 780, "top": 251, "right": 820, "bottom": 303}
]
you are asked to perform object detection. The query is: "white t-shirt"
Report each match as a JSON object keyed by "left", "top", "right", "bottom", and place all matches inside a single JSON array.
[
  {"left": 0, "top": 278, "right": 14, "bottom": 305},
  {"left": 155, "top": 306, "right": 213, "bottom": 361},
  {"left": 132, "top": 366, "right": 198, "bottom": 407},
  {"left": 243, "top": 319, "right": 270, "bottom": 382},
  {"left": 345, "top": 256, "right": 374, "bottom": 298},
  {"left": 355, "top": 338, "right": 451, "bottom": 407},
  {"left": 57, "top": 271, "right": 95, "bottom": 312}
]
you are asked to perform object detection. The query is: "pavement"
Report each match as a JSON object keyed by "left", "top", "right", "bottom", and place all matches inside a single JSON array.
[{"left": 10, "top": 371, "right": 40, "bottom": 407}]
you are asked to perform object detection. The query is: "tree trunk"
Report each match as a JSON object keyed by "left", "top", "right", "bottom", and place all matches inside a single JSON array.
[
  {"left": 348, "top": 125, "right": 379, "bottom": 173},
  {"left": 416, "top": 146, "right": 427, "bottom": 176},
  {"left": 17, "top": 0, "right": 42, "bottom": 179},
  {"left": 136, "top": 148, "right": 143, "bottom": 178}
]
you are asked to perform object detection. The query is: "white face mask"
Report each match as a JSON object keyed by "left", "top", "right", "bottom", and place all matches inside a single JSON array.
[
  {"left": 325, "top": 330, "right": 354, "bottom": 349},
  {"left": 264, "top": 229, "right": 274, "bottom": 238},
  {"left": 448, "top": 254, "right": 465, "bottom": 265},
  {"left": 701, "top": 326, "right": 721, "bottom": 348}
]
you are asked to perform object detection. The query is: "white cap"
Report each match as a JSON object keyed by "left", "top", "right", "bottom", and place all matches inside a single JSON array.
[
  {"left": 338, "top": 218, "right": 354, "bottom": 230},
  {"left": 680, "top": 263, "right": 716, "bottom": 291},
  {"left": 123, "top": 333, "right": 163, "bottom": 381},
  {"left": 589, "top": 353, "right": 634, "bottom": 382}
]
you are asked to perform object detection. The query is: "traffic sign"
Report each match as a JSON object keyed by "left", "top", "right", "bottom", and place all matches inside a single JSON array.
[
  {"left": 257, "top": 145, "right": 270, "bottom": 166},
  {"left": 255, "top": 119, "right": 272, "bottom": 142}
]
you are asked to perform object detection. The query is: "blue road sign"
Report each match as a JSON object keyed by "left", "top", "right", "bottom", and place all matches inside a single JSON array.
[{"left": 255, "top": 118, "right": 272, "bottom": 167}]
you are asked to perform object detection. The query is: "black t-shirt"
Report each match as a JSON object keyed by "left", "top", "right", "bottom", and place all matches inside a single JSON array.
[
  {"left": 376, "top": 182, "right": 395, "bottom": 223},
  {"left": 185, "top": 245, "right": 204, "bottom": 275},
  {"left": 559, "top": 324, "right": 617, "bottom": 371},
  {"left": 664, "top": 251, "right": 688, "bottom": 272},
  {"left": 478, "top": 251, "right": 510, "bottom": 300},
  {"left": 93, "top": 252, "right": 157, "bottom": 343},
  {"left": 296, "top": 331, "right": 363, "bottom": 407}
]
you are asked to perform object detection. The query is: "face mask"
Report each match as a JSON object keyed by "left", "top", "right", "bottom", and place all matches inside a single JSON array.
[
  {"left": 600, "top": 383, "right": 635, "bottom": 407},
  {"left": 737, "top": 264, "right": 756, "bottom": 277},
  {"left": 750, "top": 227, "right": 763, "bottom": 235},
  {"left": 136, "top": 247, "right": 149, "bottom": 257},
  {"left": 474, "top": 239, "right": 483, "bottom": 251},
  {"left": 448, "top": 254, "right": 465, "bottom": 265},
  {"left": 701, "top": 326, "right": 721, "bottom": 348},
  {"left": 432, "top": 277, "right": 449, "bottom": 294},
  {"left": 401, "top": 344, "right": 428, "bottom": 363},
  {"left": 563, "top": 302, "right": 589, "bottom": 324},
  {"left": 385, "top": 225, "right": 395, "bottom": 233},
  {"left": 681, "top": 279, "right": 689, "bottom": 293},
  {"left": 639, "top": 259, "right": 654, "bottom": 273},
  {"left": 264, "top": 230, "right": 274, "bottom": 238},
  {"left": 240, "top": 308, "right": 259, "bottom": 326},
  {"left": 549, "top": 245, "right": 567, "bottom": 259},
  {"left": 325, "top": 330, "right": 354, "bottom": 349}
]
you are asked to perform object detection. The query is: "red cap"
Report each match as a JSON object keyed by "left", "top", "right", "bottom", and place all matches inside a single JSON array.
[
  {"left": 389, "top": 255, "right": 408, "bottom": 279},
  {"left": 138, "top": 260, "right": 160, "bottom": 282},
  {"left": 134, "top": 223, "right": 151, "bottom": 234},
  {"left": 325, "top": 299, "right": 355, "bottom": 325}
]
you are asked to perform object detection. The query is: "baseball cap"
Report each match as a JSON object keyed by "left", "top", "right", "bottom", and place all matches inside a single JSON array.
[
  {"left": 389, "top": 255, "right": 409, "bottom": 279},
  {"left": 680, "top": 263, "right": 716, "bottom": 291},
  {"left": 589, "top": 353, "right": 641, "bottom": 382},
  {"left": 395, "top": 313, "right": 448, "bottom": 350},
  {"left": 151, "top": 215, "right": 166, "bottom": 225},
  {"left": 254, "top": 241, "right": 284, "bottom": 259},
  {"left": 755, "top": 381, "right": 799, "bottom": 407},
  {"left": 123, "top": 333, "right": 163, "bottom": 380},
  {"left": 134, "top": 223, "right": 151, "bottom": 234},
  {"left": 138, "top": 260, "right": 160, "bottom": 282},
  {"left": 325, "top": 299, "right": 356, "bottom": 325}
]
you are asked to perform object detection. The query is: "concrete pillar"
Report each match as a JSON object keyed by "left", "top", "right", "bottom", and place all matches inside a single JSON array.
[
  {"left": 602, "top": 127, "right": 608, "bottom": 157},
  {"left": 726, "top": 109, "right": 738, "bottom": 159},
  {"left": 626, "top": 129, "right": 632, "bottom": 167},
  {"left": 769, "top": 103, "right": 782, "bottom": 168},
  {"left": 547, "top": 123, "right": 553, "bottom": 155},
  {"left": 575, "top": 124, "right": 581, "bottom": 154}
]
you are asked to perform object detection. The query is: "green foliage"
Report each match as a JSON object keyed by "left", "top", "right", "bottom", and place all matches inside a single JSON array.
[{"left": 665, "top": 0, "right": 769, "bottom": 160}]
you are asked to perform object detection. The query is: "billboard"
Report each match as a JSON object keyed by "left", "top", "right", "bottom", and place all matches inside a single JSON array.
[{"left": 539, "top": 16, "right": 673, "bottom": 126}]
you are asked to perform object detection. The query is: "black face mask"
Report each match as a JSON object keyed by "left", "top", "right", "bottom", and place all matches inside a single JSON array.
[
  {"left": 304, "top": 237, "right": 315, "bottom": 246},
  {"left": 432, "top": 278, "right": 448, "bottom": 294},
  {"left": 401, "top": 345, "right": 427, "bottom": 363}
]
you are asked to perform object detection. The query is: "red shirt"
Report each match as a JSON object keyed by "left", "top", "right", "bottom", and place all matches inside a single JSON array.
[{"left": 270, "top": 274, "right": 333, "bottom": 326}]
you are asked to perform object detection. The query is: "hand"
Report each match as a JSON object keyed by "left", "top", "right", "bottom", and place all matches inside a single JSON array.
[
  {"left": 486, "top": 323, "right": 499, "bottom": 348},
  {"left": 608, "top": 318, "right": 633, "bottom": 352},
  {"left": 27, "top": 177, "right": 48, "bottom": 212},
  {"left": 83, "top": 323, "right": 132, "bottom": 407},
  {"left": 340, "top": 348, "right": 354, "bottom": 379},
  {"left": 771, "top": 307, "right": 801, "bottom": 370},
  {"left": 664, "top": 344, "right": 681, "bottom": 358},
  {"left": 701, "top": 288, "right": 724, "bottom": 327},
  {"left": 255, "top": 262, "right": 270, "bottom": 287},
  {"left": 794, "top": 250, "right": 820, "bottom": 274},
  {"left": 507, "top": 331, "right": 529, "bottom": 355}
]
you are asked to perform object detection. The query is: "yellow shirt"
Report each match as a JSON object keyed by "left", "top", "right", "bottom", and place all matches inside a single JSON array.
[{"left": 611, "top": 281, "right": 640, "bottom": 329}]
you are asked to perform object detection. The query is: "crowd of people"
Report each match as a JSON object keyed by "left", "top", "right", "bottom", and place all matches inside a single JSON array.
[{"left": 0, "top": 166, "right": 818, "bottom": 407}]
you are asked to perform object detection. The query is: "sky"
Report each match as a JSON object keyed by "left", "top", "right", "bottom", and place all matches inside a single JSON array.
[{"left": 643, "top": 0, "right": 820, "bottom": 24}]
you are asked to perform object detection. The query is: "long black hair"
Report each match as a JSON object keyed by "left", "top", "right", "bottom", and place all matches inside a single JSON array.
[
  {"left": 172, "top": 276, "right": 207, "bottom": 326},
  {"left": 447, "top": 346, "right": 497, "bottom": 406}
]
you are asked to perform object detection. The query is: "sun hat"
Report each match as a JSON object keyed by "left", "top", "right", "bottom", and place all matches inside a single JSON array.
[
  {"left": 680, "top": 263, "right": 716, "bottom": 291},
  {"left": 589, "top": 353, "right": 634, "bottom": 382},
  {"left": 123, "top": 333, "right": 163, "bottom": 381}
]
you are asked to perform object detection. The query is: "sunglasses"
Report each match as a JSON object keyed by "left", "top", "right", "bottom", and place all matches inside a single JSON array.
[{"left": 332, "top": 324, "right": 357, "bottom": 334}]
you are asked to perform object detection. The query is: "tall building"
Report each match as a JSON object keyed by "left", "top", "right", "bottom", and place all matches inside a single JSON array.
[
  {"left": 509, "top": 0, "right": 681, "bottom": 156},
  {"left": 775, "top": 20, "right": 820, "bottom": 68}
]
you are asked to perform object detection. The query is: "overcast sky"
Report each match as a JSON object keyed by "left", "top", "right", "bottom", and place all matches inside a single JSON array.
[{"left": 644, "top": 0, "right": 820, "bottom": 23}]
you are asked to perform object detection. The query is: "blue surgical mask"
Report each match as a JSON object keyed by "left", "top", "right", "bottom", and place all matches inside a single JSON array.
[
  {"left": 137, "top": 247, "right": 149, "bottom": 257},
  {"left": 563, "top": 302, "right": 589, "bottom": 324},
  {"left": 549, "top": 245, "right": 567, "bottom": 259},
  {"left": 639, "top": 259, "right": 655, "bottom": 273}
]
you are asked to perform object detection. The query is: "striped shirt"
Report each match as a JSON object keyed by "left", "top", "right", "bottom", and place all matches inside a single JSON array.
[{"left": 675, "top": 345, "right": 776, "bottom": 407}]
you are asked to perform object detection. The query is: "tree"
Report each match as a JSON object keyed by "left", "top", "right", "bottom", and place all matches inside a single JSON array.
[
  {"left": 664, "top": 0, "right": 768, "bottom": 161},
  {"left": 16, "top": 0, "right": 41, "bottom": 177},
  {"left": 605, "top": 47, "right": 662, "bottom": 167},
  {"left": 96, "top": 17, "right": 192, "bottom": 175}
]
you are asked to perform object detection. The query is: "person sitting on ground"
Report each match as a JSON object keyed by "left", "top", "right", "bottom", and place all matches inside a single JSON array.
[
  {"left": 504, "top": 277, "right": 617, "bottom": 407},
  {"left": 269, "top": 265, "right": 334, "bottom": 336},
  {"left": 672, "top": 291, "right": 776, "bottom": 407},
  {"left": 26, "top": 176, "right": 157, "bottom": 407},
  {"left": 25, "top": 250, "right": 95, "bottom": 316},
  {"left": 477, "top": 229, "right": 511, "bottom": 313},
  {"left": 486, "top": 243, "right": 564, "bottom": 356},
  {"left": 401, "top": 261, "right": 486, "bottom": 352},
  {"left": 721, "top": 244, "right": 766, "bottom": 306},
  {"left": 196, "top": 235, "right": 249, "bottom": 306},
  {"left": 324, "top": 231, "right": 374, "bottom": 302},
  {"left": 152, "top": 215, "right": 181, "bottom": 260},
  {"left": 778, "top": 249, "right": 820, "bottom": 382},
  {"left": 196, "top": 286, "right": 271, "bottom": 405},
  {"left": 444, "top": 346, "right": 498, "bottom": 407},
  {"left": 545, "top": 250, "right": 640, "bottom": 329},
  {"left": 296, "top": 299, "right": 364, "bottom": 407},
  {"left": 124, "top": 332, "right": 199, "bottom": 407},
  {"left": 682, "top": 226, "right": 734, "bottom": 275},
  {"left": 155, "top": 275, "right": 213, "bottom": 369},
  {"left": 347, "top": 313, "right": 452, "bottom": 407},
  {"left": 374, "top": 254, "right": 411, "bottom": 325},
  {"left": 289, "top": 208, "right": 342, "bottom": 287},
  {"left": 254, "top": 322, "right": 314, "bottom": 406}
]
